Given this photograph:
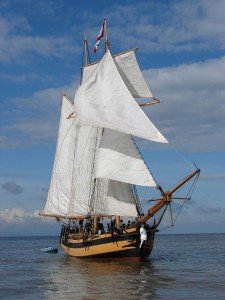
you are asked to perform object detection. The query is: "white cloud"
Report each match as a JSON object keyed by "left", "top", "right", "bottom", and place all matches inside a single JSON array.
[
  {"left": 0, "top": 208, "right": 36, "bottom": 223},
  {"left": 107, "top": 0, "right": 225, "bottom": 53},
  {"left": 0, "top": 15, "right": 79, "bottom": 63},
  {"left": 0, "top": 208, "right": 54, "bottom": 224},
  {"left": 143, "top": 55, "right": 225, "bottom": 151},
  {"left": 1, "top": 83, "right": 76, "bottom": 148}
]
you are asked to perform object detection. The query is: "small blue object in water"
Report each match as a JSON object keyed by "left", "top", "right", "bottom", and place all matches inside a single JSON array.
[{"left": 40, "top": 246, "right": 58, "bottom": 253}]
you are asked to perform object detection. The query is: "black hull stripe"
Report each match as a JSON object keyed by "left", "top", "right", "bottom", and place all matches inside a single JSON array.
[{"left": 62, "top": 235, "right": 137, "bottom": 248}]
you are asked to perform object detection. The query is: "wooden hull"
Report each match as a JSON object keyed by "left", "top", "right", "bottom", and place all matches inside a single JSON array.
[{"left": 60, "top": 228, "right": 155, "bottom": 262}]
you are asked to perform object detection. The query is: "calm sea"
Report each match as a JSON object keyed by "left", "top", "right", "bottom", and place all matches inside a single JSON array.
[{"left": 0, "top": 234, "right": 224, "bottom": 299}]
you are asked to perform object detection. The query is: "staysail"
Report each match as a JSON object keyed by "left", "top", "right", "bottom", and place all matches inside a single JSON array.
[{"left": 94, "top": 128, "right": 156, "bottom": 186}]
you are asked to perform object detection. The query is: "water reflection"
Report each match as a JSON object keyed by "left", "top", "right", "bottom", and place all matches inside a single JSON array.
[{"left": 41, "top": 254, "right": 161, "bottom": 299}]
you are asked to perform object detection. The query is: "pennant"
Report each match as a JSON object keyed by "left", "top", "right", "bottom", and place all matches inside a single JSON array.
[{"left": 94, "top": 19, "right": 106, "bottom": 53}]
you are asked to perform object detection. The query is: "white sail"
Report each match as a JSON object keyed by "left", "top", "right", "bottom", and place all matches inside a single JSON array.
[
  {"left": 92, "top": 179, "right": 138, "bottom": 217},
  {"left": 43, "top": 100, "right": 139, "bottom": 217},
  {"left": 106, "top": 180, "right": 137, "bottom": 216},
  {"left": 42, "top": 97, "right": 102, "bottom": 217},
  {"left": 94, "top": 129, "right": 156, "bottom": 186},
  {"left": 82, "top": 50, "right": 153, "bottom": 98},
  {"left": 43, "top": 50, "right": 168, "bottom": 218},
  {"left": 74, "top": 50, "right": 167, "bottom": 143},
  {"left": 114, "top": 50, "right": 153, "bottom": 98},
  {"left": 66, "top": 126, "right": 102, "bottom": 217},
  {"left": 66, "top": 125, "right": 139, "bottom": 217},
  {"left": 43, "top": 96, "right": 76, "bottom": 216}
]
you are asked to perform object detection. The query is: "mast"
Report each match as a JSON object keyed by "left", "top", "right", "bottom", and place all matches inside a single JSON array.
[
  {"left": 84, "top": 32, "right": 88, "bottom": 66},
  {"left": 136, "top": 168, "right": 200, "bottom": 227},
  {"left": 104, "top": 19, "right": 110, "bottom": 52},
  {"left": 81, "top": 32, "right": 91, "bottom": 84}
]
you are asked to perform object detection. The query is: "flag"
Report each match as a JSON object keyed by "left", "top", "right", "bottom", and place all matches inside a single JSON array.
[{"left": 94, "top": 19, "right": 106, "bottom": 53}]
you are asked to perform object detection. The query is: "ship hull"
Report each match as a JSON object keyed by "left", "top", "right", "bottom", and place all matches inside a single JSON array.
[{"left": 60, "top": 228, "right": 155, "bottom": 262}]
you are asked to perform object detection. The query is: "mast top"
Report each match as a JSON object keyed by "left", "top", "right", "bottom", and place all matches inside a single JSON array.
[
  {"left": 83, "top": 32, "right": 90, "bottom": 67},
  {"left": 104, "top": 19, "right": 110, "bottom": 52}
]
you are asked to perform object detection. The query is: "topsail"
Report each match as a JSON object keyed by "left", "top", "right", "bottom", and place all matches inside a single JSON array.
[
  {"left": 75, "top": 50, "right": 167, "bottom": 143},
  {"left": 82, "top": 49, "right": 153, "bottom": 98}
]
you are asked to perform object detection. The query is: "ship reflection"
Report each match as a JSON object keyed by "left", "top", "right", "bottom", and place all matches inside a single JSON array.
[{"left": 42, "top": 253, "right": 161, "bottom": 299}]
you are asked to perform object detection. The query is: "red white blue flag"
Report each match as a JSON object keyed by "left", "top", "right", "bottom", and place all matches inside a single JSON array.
[{"left": 94, "top": 19, "right": 106, "bottom": 53}]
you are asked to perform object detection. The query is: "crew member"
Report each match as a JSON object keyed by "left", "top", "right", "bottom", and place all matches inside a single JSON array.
[{"left": 140, "top": 224, "right": 147, "bottom": 248}]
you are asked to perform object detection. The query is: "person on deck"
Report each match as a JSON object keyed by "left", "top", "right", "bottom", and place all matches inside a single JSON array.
[{"left": 140, "top": 224, "right": 147, "bottom": 248}]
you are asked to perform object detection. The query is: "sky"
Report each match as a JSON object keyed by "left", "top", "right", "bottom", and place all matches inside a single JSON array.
[{"left": 0, "top": 0, "right": 224, "bottom": 236}]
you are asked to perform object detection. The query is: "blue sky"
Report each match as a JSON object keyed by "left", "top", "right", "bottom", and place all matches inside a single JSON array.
[{"left": 0, "top": 0, "right": 224, "bottom": 236}]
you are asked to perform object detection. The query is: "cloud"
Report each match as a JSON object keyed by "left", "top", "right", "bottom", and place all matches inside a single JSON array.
[
  {"left": 0, "top": 14, "right": 79, "bottom": 63},
  {"left": 107, "top": 0, "right": 225, "bottom": 53},
  {"left": 2, "top": 181, "right": 23, "bottom": 194},
  {"left": 143, "top": 55, "right": 225, "bottom": 151},
  {"left": 0, "top": 208, "right": 54, "bottom": 224},
  {"left": 0, "top": 85, "right": 76, "bottom": 148},
  {"left": 0, "top": 208, "right": 36, "bottom": 223}
]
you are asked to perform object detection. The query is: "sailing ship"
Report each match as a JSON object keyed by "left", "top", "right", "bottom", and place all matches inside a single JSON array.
[{"left": 40, "top": 21, "right": 200, "bottom": 262}]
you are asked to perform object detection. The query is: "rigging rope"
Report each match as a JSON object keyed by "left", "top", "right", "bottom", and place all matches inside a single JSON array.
[
  {"left": 149, "top": 170, "right": 200, "bottom": 233},
  {"left": 170, "top": 171, "right": 200, "bottom": 226}
]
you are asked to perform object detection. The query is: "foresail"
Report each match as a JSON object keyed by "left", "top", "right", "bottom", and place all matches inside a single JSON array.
[
  {"left": 94, "top": 129, "right": 156, "bottom": 186},
  {"left": 43, "top": 96, "right": 75, "bottom": 216},
  {"left": 106, "top": 180, "right": 138, "bottom": 217},
  {"left": 82, "top": 49, "right": 153, "bottom": 98},
  {"left": 74, "top": 50, "right": 168, "bottom": 143}
]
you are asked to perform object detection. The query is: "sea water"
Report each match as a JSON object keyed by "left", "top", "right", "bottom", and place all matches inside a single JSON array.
[{"left": 0, "top": 234, "right": 224, "bottom": 299}]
